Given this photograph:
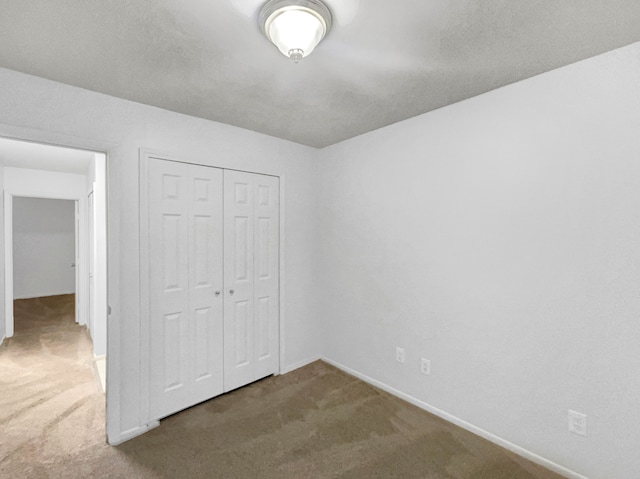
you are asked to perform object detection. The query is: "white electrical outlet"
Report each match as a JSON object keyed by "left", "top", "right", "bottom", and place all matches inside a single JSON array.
[
  {"left": 395, "top": 347, "right": 406, "bottom": 364},
  {"left": 568, "top": 410, "right": 587, "bottom": 437},
  {"left": 420, "top": 358, "right": 431, "bottom": 375}
]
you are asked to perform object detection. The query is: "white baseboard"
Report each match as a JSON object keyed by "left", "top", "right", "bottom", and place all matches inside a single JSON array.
[
  {"left": 109, "top": 358, "right": 320, "bottom": 446},
  {"left": 280, "top": 355, "right": 321, "bottom": 375},
  {"left": 321, "top": 357, "right": 588, "bottom": 479},
  {"left": 108, "top": 421, "right": 160, "bottom": 446}
]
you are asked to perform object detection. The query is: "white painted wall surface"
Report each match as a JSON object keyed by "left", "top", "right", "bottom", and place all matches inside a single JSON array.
[
  {"left": 0, "top": 66, "right": 321, "bottom": 444},
  {"left": 0, "top": 164, "right": 4, "bottom": 343},
  {"left": 12, "top": 197, "right": 75, "bottom": 299},
  {"left": 92, "top": 154, "right": 107, "bottom": 358},
  {"left": 318, "top": 42, "right": 640, "bottom": 479}
]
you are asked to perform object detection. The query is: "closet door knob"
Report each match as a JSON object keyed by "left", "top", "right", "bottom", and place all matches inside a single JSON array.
[
  {"left": 229, "top": 289, "right": 235, "bottom": 295},
  {"left": 215, "top": 291, "right": 221, "bottom": 296}
]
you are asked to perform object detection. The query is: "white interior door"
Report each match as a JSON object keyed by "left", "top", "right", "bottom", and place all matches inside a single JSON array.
[
  {"left": 224, "top": 170, "right": 279, "bottom": 392},
  {"left": 253, "top": 174, "right": 280, "bottom": 380},
  {"left": 187, "top": 164, "right": 224, "bottom": 405},
  {"left": 223, "top": 170, "right": 255, "bottom": 391},
  {"left": 148, "top": 159, "right": 224, "bottom": 419}
]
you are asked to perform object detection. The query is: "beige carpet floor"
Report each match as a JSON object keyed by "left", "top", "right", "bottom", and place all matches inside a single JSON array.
[{"left": 1, "top": 294, "right": 567, "bottom": 478}]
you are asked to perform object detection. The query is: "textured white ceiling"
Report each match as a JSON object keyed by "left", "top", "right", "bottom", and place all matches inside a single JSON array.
[{"left": 0, "top": 0, "right": 639, "bottom": 148}]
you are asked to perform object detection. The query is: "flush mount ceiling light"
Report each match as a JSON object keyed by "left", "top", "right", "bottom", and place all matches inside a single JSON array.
[{"left": 259, "top": 0, "right": 332, "bottom": 63}]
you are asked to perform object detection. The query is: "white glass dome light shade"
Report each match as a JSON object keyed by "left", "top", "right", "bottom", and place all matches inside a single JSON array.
[
  {"left": 267, "top": 9, "right": 325, "bottom": 60},
  {"left": 260, "top": 0, "right": 332, "bottom": 63}
]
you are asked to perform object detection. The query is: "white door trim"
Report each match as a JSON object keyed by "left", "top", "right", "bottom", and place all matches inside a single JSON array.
[
  {"left": 0, "top": 127, "right": 115, "bottom": 443},
  {"left": 87, "top": 190, "right": 95, "bottom": 336},
  {"left": 139, "top": 152, "right": 151, "bottom": 424},
  {"left": 4, "top": 190, "right": 86, "bottom": 336},
  {"left": 74, "top": 201, "right": 80, "bottom": 324},
  {"left": 139, "top": 149, "right": 285, "bottom": 423}
]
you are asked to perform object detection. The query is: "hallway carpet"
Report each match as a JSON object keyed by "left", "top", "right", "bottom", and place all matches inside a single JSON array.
[{"left": 1, "top": 295, "right": 566, "bottom": 479}]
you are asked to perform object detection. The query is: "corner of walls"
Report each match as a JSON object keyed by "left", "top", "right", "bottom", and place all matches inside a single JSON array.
[
  {"left": 311, "top": 146, "right": 326, "bottom": 366},
  {"left": 276, "top": 144, "right": 324, "bottom": 375}
]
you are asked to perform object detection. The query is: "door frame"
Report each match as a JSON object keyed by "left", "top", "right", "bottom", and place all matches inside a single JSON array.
[
  {"left": 87, "top": 190, "right": 96, "bottom": 340},
  {"left": 0, "top": 128, "right": 113, "bottom": 440},
  {"left": 139, "top": 149, "right": 285, "bottom": 423},
  {"left": 4, "top": 192, "right": 85, "bottom": 336},
  {"left": 74, "top": 201, "right": 81, "bottom": 324}
]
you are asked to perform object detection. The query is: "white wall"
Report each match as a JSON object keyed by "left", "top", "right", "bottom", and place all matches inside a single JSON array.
[
  {"left": 0, "top": 164, "right": 4, "bottom": 343},
  {"left": 12, "top": 197, "right": 75, "bottom": 299},
  {"left": 0, "top": 66, "right": 321, "bottom": 444},
  {"left": 92, "top": 153, "right": 107, "bottom": 358},
  {"left": 318, "top": 42, "right": 640, "bottom": 479}
]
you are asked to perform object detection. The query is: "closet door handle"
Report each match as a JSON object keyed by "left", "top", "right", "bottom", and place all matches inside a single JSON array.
[
  {"left": 229, "top": 289, "right": 235, "bottom": 295},
  {"left": 215, "top": 291, "right": 221, "bottom": 296}
]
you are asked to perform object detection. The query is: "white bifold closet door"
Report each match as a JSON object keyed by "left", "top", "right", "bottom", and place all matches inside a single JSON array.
[
  {"left": 148, "top": 160, "right": 224, "bottom": 420},
  {"left": 223, "top": 170, "right": 279, "bottom": 392},
  {"left": 147, "top": 158, "right": 279, "bottom": 421}
]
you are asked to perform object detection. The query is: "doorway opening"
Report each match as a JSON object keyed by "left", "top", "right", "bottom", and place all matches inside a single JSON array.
[{"left": 0, "top": 136, "right": 107, "bottom": 387}]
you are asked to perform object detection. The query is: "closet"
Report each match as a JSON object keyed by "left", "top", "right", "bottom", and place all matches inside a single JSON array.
[{"left": 142, "top": 156, "right": 279, "bottom": 420}]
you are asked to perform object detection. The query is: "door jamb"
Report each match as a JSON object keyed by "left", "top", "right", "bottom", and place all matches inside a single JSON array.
[
  {"left": 0, "top": 129, "right": 114, "bottom": 443},
  {"left": 4, "top": 192, "right": 85, "bottom": 336}
]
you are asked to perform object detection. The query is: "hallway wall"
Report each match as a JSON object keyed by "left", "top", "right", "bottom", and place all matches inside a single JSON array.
[
  {"left": 0, "top": 164, "right": 4, "bottom": 343},
  {"left": 13, "top": 197, "right": 75, "bottom": 299}
]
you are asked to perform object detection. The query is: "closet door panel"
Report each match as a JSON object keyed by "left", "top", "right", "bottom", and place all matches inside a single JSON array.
[
  {"left": 148, "top": 159, "right": 224, "bottom": 420},
  {"left": 148, "top": 159, "right": 191, "bottom": 419},
  {"left": 253, "top": 175, "right": 280, "bottom": 380},
  {"left": 223, "top": 170, "right": 256, "bottom": 392},
  {"left": 147, "top": 160, "right": 280, "bottom": 415},
  {"left": 187, "top": 164, "right": 224, "bottom": 403}
]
